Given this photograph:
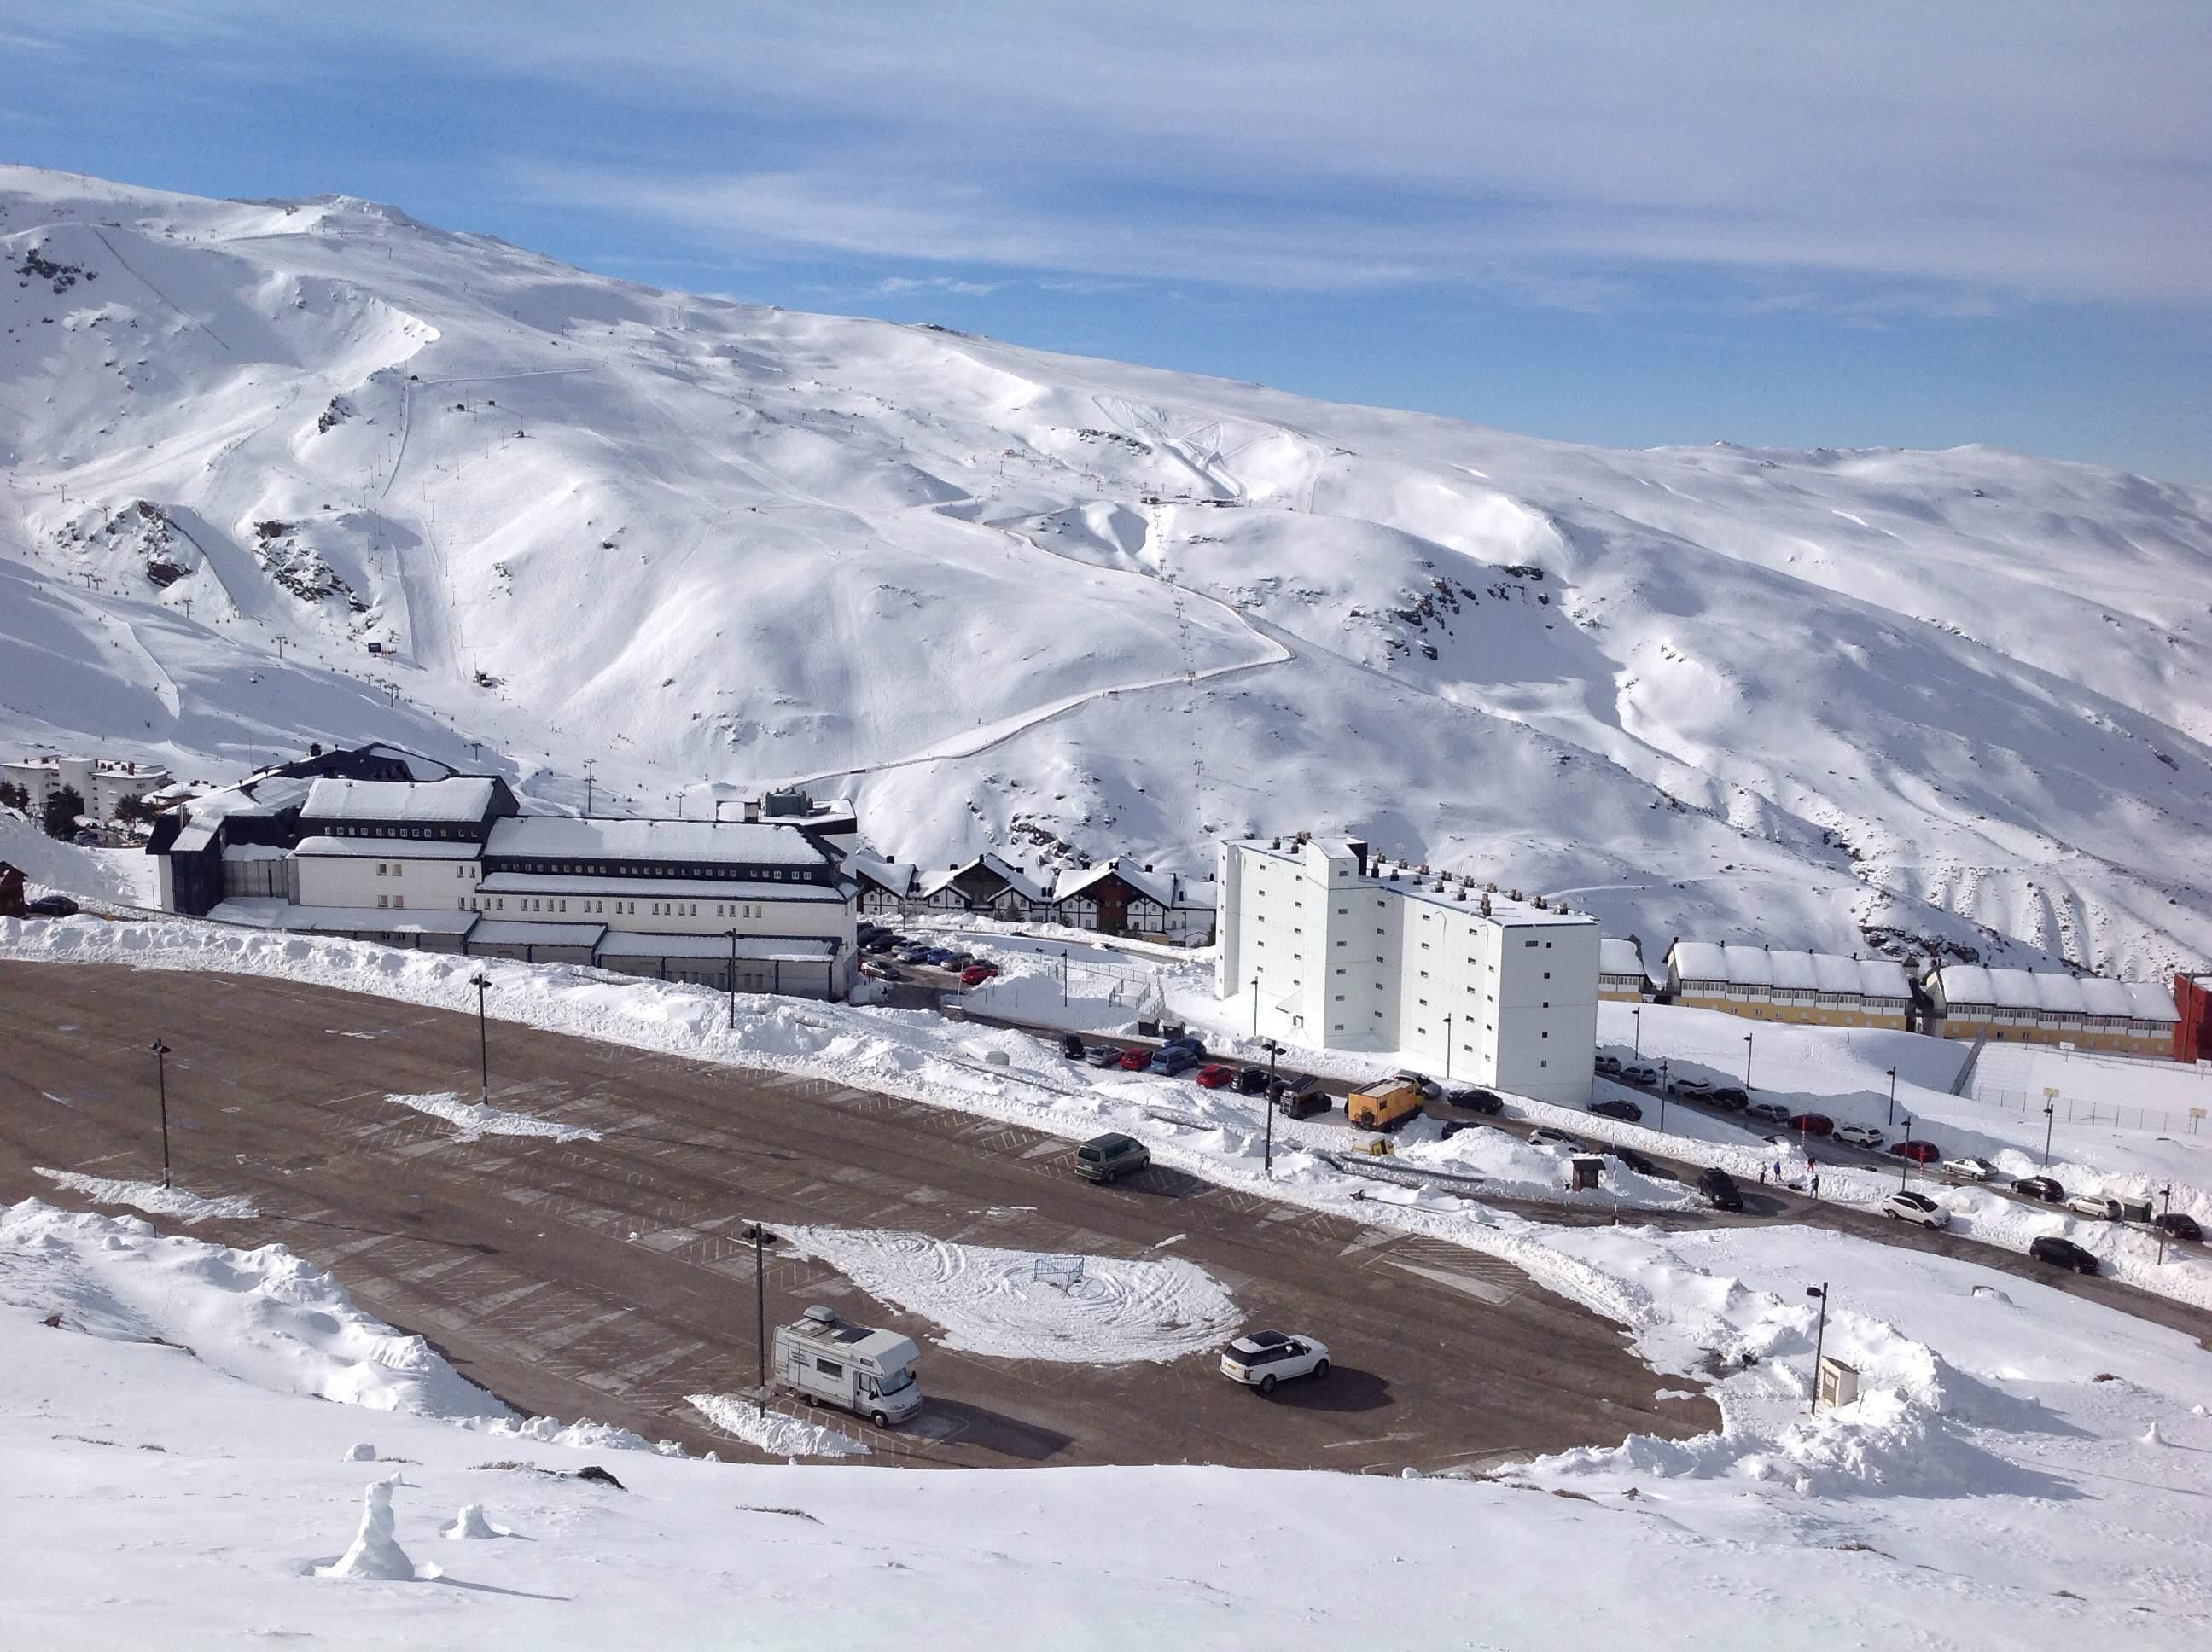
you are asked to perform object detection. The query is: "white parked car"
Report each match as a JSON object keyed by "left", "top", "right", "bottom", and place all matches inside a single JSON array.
[
  {"left": 1833, "top": 1125, "right": 1885, "bottom": 1149},
  {"left": 1220, "top": 1330, "right": 1330, "bottom": 1393},
  {"left": 2067, "top": 1194, "right": 2122, "bottom": 1222},
  {"left": 1881, "top": 1190, "right": 1949, "bottom": 1230},
  {"left": 1942, "top": 1156, "right": 2000, "bottom": 1183}
]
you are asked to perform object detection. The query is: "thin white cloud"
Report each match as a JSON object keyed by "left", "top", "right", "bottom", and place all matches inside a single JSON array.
[{"left": 44, "top": 1, "right": 2212, "bottom": 305}]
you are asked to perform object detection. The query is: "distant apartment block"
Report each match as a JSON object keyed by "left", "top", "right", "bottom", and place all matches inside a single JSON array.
[
  {"left": 1216, "top": 834, "right": 1598, "bottom": 1108},
  {"left": 6, "top": 753, "right": 172, "bottom": 821}
]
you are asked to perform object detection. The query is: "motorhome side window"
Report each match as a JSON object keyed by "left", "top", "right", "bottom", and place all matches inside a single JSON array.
[{"left": 815, "top": 1358, "right": 844, "bottom": 1378}]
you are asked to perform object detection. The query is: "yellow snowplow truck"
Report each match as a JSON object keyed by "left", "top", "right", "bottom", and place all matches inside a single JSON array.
[{"left": 1347, "top": 1079, "right": 1423, "bottom": 1132}]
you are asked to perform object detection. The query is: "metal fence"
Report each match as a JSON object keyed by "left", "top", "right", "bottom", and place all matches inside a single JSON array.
[{"left": 1963, "top": 1084, "right": 2207, "bottom": 1136}]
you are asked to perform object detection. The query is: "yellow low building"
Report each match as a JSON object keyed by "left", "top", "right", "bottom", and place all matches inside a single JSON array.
[
  {"left": 1599, "top": 937, "right": 1653, "bottom": 1002},
  {"left": 1923, "top": 965, "right": 2179, "bottom": 1056},
  {"left": 1665, "top": 942, "right": 1914, "bottom": 1030}
]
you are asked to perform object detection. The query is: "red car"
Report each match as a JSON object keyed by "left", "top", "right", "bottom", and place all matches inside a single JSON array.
[
  {"left": 1195, "top": 1062, "right": 1235, "bottom": 1089},
  {"left": 1890, "top": 1139, "right": 1941, "bottom": 1164},
  {"left": 1118, "top": 1046, "right": 1155, "bottom": 1072},
  {"left": 1787, "top": 1113, "right": 1835, "bottom": 1137},
  {"left": 960, "top": 963, "right": 998, "bottom": 986}
]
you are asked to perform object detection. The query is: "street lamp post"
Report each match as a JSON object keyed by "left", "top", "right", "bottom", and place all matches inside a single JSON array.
[
  {"left": 2157, "top": 1185, "right": 2173, "bottom": 1265},
  {"left": 1260, "top": 1038, "right": 1284, "bottom": 1178},
  {"left": 469, "top": 971, "right": 492, "bottom": 1106},
  {"left": 725, "top": 928, "right": 739, "bottom": 1029},
  {"left": 1743, "top": 1032, "right": 1755, "bottom": 1091},
  {"left": 1632, "top": 1004, "right": 1642, "bottom": 1061},
  {"left": 148, "top": 1038, "right": 172, "bottom": 1188},
  {"left": 1898, "top": 1116, "right": 1913, "bottom": 1190},
  {"left": 1249, "top": 973, "right": 1260, "bottom": 1039},
  {"left": 1061, "top": 948, "right": 1069, "bottom": 1009},
  {"left": 1657, "top": 1057, "right": 1669, "bottom": 1134},
  {"left": 1885, "top": 1066, "right": 1898, "bottom": 1127},
  {"left": 2042, "top": 1095, "right": 2058, "bottom": 1167},
  {"left": 1441, "top": 1012, "right": 1453, "bottom": 1079},
  {"left": 742, "top": 1221, "right": 779, "bottom": 1414},
  {"left": 1806, "top": 1283, "right": 1830, "bottom": 1413}
]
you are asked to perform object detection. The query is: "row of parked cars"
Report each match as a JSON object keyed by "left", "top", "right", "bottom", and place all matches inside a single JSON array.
[
  {"left": 857, "top": 924, "right": 1004, "bottom": 987},
  {"left": 1058, "top": 1032, "right": 1335, "bottom": 1117}
]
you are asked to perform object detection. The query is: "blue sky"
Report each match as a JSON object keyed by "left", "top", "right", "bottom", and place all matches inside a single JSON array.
[{"left": 6, "top": 2, "right": 2209, "bottom": 480}]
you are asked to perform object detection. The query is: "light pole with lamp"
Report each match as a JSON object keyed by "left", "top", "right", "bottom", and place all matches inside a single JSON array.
[
  {"left": 1260, "top": 1038, "right": 1285, "bottom": 1178},
  {"left": 1885, "top": 1066, "right": 1898, "bottom": 1127},
  {"left": 1657, "top": 1057, "right": 1669, "bottom": 1134},
  {"left": 1743, "top": 1032, "right": 1755, "bottom": 1092},
  {"left": 1632, "top": 1004, "right": 1642, "bottom": 1061},
  {"left": 2157, "top": 1185, "right": 2174, "bottom": 1265},
  {"left": 1441, "top": 1012, "right": 1454, "bottom": 1079},
  {"left": 742, "top": 1221, "right": 779, "bottom": 1414},
  {"left": 1898, "top": 1115, "right": 1913, "bottom": 1190},
  {"left": 1060, "top": 948, "right": 1069, "bottom": 1009},
  {"left": 724, "top": 928, "right": 739, "bottom": 1029},
  {"left": 2042, "top": 1091, "right": 2058, "bottom": 1167},
  {"left": 1249, "top": 973, "right": 1261, "bottom": 1039},
  {"left": 148, "top": 1038, "right": 172, "bottom": 1188},
  {"left": 1806, "top": 1283, "right": 1830, "bottom": 1413},
  {"left": 469, "top": 971, "right": 492, "bottom": 1106}
]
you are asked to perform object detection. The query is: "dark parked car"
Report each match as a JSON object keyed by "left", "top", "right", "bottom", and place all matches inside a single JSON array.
[
  {"left": 1149, "top": 1049, "right": 1201, "bottom": 1077},
  {"left": 2012, "top": 1175, "right": 2064, "bottom": 1203},
  {"left": 1786, "top": 1113, "right": 1835, "bottom": 1137},
  {"left": 1711, "top": 1086, "right": 1749, "bottom": 1110},
  {"left": 1236, "top": 1066, "right": 1271, "bottom": 1095},
  {"left": 1889, "top": 1139, "right": 1941, "bottom": 1165},
  {"left": 1392, "top": 1072, "right": 1444, "bottom": 1102},
  {"left": 25, "top": 894, "right": 80, "bottom": 917},
  {"left": 1444, "top": 1086, "right": 1504, "bottom": 1115},
  {"left": 1441, "top": 1119, "right": 1495, "bottom": 1141},
  {"left": 1084, "top": 1044, "right": 1124, "bottom": 1067},
  {"left": 1074, "top": 1132, "right": 1151, "bottom": 1184},
  {"left": 1272, "top": 1076, "right": 1329, "bottom": 1120},
  {"left": 1609, "top": 1144, "right": 1662, "bottom": 1177},
  {"left": 1698, "top": 1167, "right": 1744, "bottom": 1212},
  {"left": 1061, "top": 1032, "right": 1088, "bottom": 1059},
  {"left": 1162, "top": 1036, "right": 1207, "bottom": 1060},
  {"left": 1589, "top": 1097, "right": 1644, "bottom": 1124},
  {"left": 922, "top": 947, "right": 956, "bottom": 965},
  {"left": 2151, "top": 1212, "right": 2203, "bottom": 1242},
  {"left": 2029, "top": 1236, "right": 2099, "bottom": 1274}
]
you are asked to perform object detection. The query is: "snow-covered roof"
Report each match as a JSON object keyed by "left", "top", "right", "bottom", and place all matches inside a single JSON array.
[
  {"left": 206, "top": 899, "right": 478, "bottom": 936},
  {"left": 487, "top": 816, "right": 830, "bottom": 867},
  {"left": 1051, "top": 857, "right": 1211, "bottom": 909},
  {"left": 302, "top": 777, "right": 498, "bottom": 824},
  {"left": 1670, "top": 942, "right": 1912, "bottom": 999},
  {"left": 466, "top": 920, "right": 607, "bottom": 948},
  {"left": 292, "top": 835, "right": 482, "bottom": 860},
  {"left": 1600, "top": 938, "right": 1648, "bottom": 978},
  {"left": 477, "top": 871, "right": 843, "bottom": 901},
  {"left": 594, "top": 931, "right": 837, "bottom": 962},
  {"left": 918, "top": 853, "right": 1051, "bottom": 903},
  {"left": 1931, "top": 965, "right": 2178, "bottom": 1023},
  {"left": 846, "top": 850, "right": 917, "bottom": 895}
]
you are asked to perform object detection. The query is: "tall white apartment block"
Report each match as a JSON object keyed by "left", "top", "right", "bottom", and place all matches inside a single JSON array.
[{"left": 1216, "top": 835, "right": 1599, "bottom": 1108}]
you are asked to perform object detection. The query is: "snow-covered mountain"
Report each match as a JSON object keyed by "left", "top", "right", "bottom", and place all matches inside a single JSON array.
[{"left": 4, "top": 164, "right": 2209, "bottom": 975}]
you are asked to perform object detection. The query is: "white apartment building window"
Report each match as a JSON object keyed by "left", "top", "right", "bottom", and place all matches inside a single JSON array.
[
  {"left": 376, "top": 864, "right": 387, "bottom": 877},
  {"left": 376, "top": 893, "right": 388, "bottom": 908},
  {"left": 393, "top": 864, "right": 402, "bottom": 877},
  {"left": 1334, "top": 994, "right": 1345, "bottom": 1002},
  {"left": 393, "top": 895, "right": 404, "bottom": 909}
]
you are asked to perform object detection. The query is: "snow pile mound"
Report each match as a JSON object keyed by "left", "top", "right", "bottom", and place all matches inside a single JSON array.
[
  {"left": 383, "top": 1090, "right": 602, "bottom": 1143},
  {"left": 35, "top": 1167, "right": 258, "bottom": 1225},
  {"left": 442, "top": 1504, "right": 501, "bottom": 1540},
  {"left": 686, "top": 1393, "right": 870, "bottom": 1459},
  {"left": 316, "top": 1480, "right": 416, "bottom": 1581},
  {"left": 778, "top": 1226, "right": 1242, "bottom": 1363}
]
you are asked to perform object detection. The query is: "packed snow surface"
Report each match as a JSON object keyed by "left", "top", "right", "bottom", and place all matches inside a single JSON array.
[
  {"left": 684, "top": 1393, "right": 870, "bottom": 1460},
  {"left": 5, "top": 166, "right": 2211, "bottom": 978},
  {"left": 382, "top": 1088, "right": 602, "bottom": 1143},
  {"left": 778, "top": 1226, "right": 1242, "bottom": 1363},
  {"left": 32, "top": 1167, "right": 258, "bottom": 1224}
]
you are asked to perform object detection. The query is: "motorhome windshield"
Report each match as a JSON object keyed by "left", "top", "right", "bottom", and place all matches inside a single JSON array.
[{"left": 878, "top": 1365, "right": 916, "bottom": 1393}]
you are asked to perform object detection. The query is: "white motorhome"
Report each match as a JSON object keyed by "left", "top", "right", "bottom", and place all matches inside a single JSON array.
[{"left": 772, "top": 1305, "right": 923, "bottom": 1428}]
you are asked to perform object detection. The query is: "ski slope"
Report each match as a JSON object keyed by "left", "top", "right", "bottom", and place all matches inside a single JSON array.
[{"left": 5, "top": 166, "right": 2210, "bottom": 975}]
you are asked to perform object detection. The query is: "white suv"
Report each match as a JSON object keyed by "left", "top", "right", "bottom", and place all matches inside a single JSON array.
[
  {"left": 1220, "top": 1331, "right": 1330, "bottom": 1393},
  {"left": 2067, "top": 1194, "right": 2122, "bottom": 1222},
  {"left": 1881, "top": 1190, "right": 1949, "bottom": 1230},
  {"left": 1834, "top": 1125, "right": 1885, "bottom": 1149}
]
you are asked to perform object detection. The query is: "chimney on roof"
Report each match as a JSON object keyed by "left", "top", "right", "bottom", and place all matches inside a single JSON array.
[
  {"left": 1144, "top": 863, "right": 1153, "bottom": 873},
  {"left": 1455, "top": 887, "right": 1466, "bottom": 901},
  {"left": 1481, "top": 893, "right": 1492, "bottom": 916}
]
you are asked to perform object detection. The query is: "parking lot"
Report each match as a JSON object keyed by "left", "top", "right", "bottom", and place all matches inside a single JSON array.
[{"left": 0, "top": 961, "right": 1722, "bottom": 1471}]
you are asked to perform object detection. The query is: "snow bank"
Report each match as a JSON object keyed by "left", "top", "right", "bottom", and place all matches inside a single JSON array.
[
  {"left": 383, "top": 1089, "right": 602, "bottom": 1143},
  {"left": 34, "top": 1167, "right": 257, "bottom": 1224},
  {"left": 685, "top": 1393, "right": 869, "bottom": 1459},
  {"left": 777, "top": 1226, "right": 1242, "bottom": 1363}
]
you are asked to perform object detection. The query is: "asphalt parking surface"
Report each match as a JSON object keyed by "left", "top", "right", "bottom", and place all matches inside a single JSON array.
[{"left": 0, "top": 961, "right": 1722, "bottom": 1470}]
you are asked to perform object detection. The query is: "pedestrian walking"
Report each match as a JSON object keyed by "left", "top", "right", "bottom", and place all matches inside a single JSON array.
[
  {"left": 1759, "top": 1164, "right": 1767, "bottom": 1185},
  {"left": 1811, "top": 1170, "right": 1821, "bottom": 1198}
]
